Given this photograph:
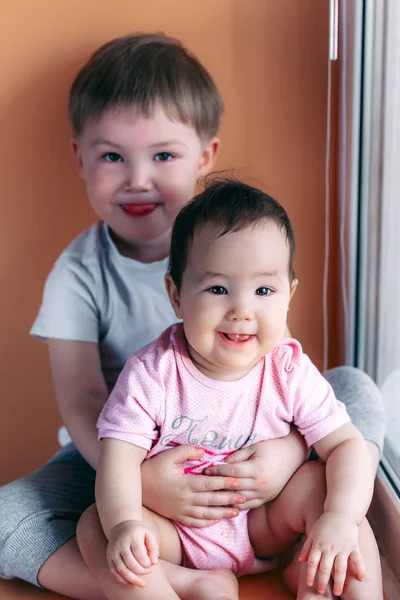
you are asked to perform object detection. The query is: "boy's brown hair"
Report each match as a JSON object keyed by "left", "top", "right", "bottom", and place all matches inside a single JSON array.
[{"left": 69, "top": 33, "right": 223, "bottom": 140}]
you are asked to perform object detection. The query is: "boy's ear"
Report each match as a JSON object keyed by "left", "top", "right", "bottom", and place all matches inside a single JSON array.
[
  {"left": 198, "top": 137, "right": 220, "bottom": 176},
  {"left": 71, "top": 139, "right": 84, "bottom": 175},
  {"left": 165, "top": 273, "right": 182, "bottom": 319}
]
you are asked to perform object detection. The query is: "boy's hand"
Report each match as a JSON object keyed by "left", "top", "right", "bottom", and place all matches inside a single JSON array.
[
  {"left": 141, "top": 445, "right": 246, "bottom": 527},
  {"left": 299, "top": 512, "right": 366, "bottom": 597},
  {"left": 205, "top": 431, "right": 309, "bottom": 508},
  {"left": 107, "top": 520, "right": 159, "bottom": 587}
]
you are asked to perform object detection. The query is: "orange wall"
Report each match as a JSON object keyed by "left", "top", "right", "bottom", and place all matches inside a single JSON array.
[{"left": 0, "top": 0, "right": 333, "bottom": 483}]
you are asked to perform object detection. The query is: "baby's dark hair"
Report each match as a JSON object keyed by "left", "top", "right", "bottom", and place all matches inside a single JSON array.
[
  {"left": 168, "top": 178, "right": 296, "bottom": 290},
  {"left": 69, "top": 33, "right": 223, "bottom": 140}
]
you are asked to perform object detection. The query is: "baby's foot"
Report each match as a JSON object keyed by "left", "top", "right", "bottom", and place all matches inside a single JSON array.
[{"left": 185, "top": 568, "right": 239, "bottom": 600}]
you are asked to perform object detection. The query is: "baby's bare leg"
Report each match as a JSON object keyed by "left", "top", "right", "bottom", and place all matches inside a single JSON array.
[
  {"left": 248, "top": 461, "right": 326, "bottom": 558},
  {"left": 77, "top": 504, "right": 238, "bottom": 600},
  {"left": 248, "top": 461, "right": 328, "bottom": 599},
  {"left": 248, "top": 462, "right": 383, "bottom": 599},
  {"left": 339, "top": 518, "right": 383, "bottom": 600}
]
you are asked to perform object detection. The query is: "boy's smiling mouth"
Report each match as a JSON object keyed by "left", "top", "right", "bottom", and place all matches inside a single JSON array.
[{"left": 120, "top": 203, "right": 159, "bottom": 217}]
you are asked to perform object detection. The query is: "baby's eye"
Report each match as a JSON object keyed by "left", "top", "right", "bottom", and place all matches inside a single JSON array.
[
  {"left": 256, "top": 287, "right": 273, "bottom": 296},
  {"left": 154, "top": 152, "right": 174, "bottom": 162},
  {"left": 207, "top": 286, "right": 228, "bottom": 295},
  {"left": 103, "top": 152, "right": 123, "bottom": 163}
]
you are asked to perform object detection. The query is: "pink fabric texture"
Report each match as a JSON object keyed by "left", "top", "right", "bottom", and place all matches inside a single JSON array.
[{"left": 98, "top": 324, "right": 350, "bottom": 574}]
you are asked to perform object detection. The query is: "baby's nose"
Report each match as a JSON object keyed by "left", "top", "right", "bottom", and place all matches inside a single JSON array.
[{"left": 226, "top": 305, "right": 254, "bottom": 322}]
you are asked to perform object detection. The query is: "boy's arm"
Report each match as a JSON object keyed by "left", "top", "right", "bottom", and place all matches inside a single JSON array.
[
  {"left": 48, "top": 339, "right": 108, "bottom": 469},
  {"left": 96, "top": 438, "right": 147, "bottom": 538},
  {"left": 313, "top": 422, "right": 374, "bottom": 523}
]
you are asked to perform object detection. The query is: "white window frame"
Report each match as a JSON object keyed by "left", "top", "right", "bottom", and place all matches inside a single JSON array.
[{"left": 340, "top": 0, "right": 400, "bottom": 594}]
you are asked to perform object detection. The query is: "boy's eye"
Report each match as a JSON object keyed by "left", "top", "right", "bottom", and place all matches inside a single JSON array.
[
  {"left": 103, "top": 152, "right": 123, "bottom": 163},
  {"left": 207, "top": 286, "right": 227, "bottom": 295},
  {"left": 256, "top": 287, "right": 272, "bottom": 296},
  {"left": 154, "top": 152, "right": 174, "bottom": 162}
]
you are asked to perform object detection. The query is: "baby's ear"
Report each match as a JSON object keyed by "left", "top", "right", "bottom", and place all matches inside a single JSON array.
[
  {"left": 165, "top": 274, "right": 182, "bottom": 318},
  {"left": 289, "top": 279, "right": 298, "bottom": 303}
]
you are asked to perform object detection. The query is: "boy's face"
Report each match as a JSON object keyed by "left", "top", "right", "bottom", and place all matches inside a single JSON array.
[
  {"left": 166, "top": 222, "right": 297, "bottom": 381},
  {"left": 72, "top": 105, "right": 219, "bottom": 261}
]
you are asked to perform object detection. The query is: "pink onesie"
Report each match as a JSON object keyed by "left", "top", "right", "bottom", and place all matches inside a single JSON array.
[{"left": 98, "top": 324, "right": 349, "bottom": 576}]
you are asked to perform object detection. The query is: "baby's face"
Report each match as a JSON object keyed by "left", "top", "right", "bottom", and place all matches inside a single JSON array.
[
  {"left": 168, "top": 222, "right": 297, "bottom": 381},
  {"left": 72, "top": 105, "right": 217, "bottom": 261}
]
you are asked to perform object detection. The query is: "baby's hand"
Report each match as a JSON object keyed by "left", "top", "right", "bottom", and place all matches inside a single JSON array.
[
  {"left": 205, "top": 431, "right": 308, "bottom": 508},
  {"left": 107, "top": 520, "right": 159, "bottom": 587},
  {"left": 299, "top": 512, "right": 366, "bottom": 596}
]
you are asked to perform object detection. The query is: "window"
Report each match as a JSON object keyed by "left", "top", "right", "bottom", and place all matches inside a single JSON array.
[
  {"left": 354, "top": 0, "right": 400, "bottom": 494},
  {"left": 341, "top": 0, "right": 400, "bottom": 595}
]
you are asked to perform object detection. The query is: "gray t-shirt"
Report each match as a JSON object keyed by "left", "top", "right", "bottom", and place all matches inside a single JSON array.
[{"left": 31, "top": 221, "right": 178, "bottom": 392}]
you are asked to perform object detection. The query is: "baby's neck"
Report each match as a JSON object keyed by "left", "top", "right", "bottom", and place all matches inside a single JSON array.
[{"left": 186, "top": 342, "right": 257, "bottom": 382}]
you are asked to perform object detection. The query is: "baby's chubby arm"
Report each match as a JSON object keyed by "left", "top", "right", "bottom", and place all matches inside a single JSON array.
[
  {"left": 314, "top": 422, "right": 374, "bottom": 524},
  {"left": 300, "top": 422, "right": 373, "bottom": 596},
  {"left": 96, "top": 438, "right": 158, "bottom": 587}
]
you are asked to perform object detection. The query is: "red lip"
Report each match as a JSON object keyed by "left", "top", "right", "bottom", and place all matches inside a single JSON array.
[{"left": 121, "top": 203, "right": 158, "bottom": 217}]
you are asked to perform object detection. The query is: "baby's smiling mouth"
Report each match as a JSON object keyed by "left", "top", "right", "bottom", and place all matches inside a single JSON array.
[{"left": 220, "top": 332, "right": 253, "bottom": 342}]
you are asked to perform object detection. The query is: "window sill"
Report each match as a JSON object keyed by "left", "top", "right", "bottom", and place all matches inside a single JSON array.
[{"left": 368, "top": 465, "right": 400, "bottom": 599}]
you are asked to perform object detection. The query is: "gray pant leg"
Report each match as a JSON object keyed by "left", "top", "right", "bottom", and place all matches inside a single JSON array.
[
  {"left": 324, "top": 366, "right": 386, "bottom": 455},
  {"left": 0, "top": 443, "right": 95, "bottom": 586}
]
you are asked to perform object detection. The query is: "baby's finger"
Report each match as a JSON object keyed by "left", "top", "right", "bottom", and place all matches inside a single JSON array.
[
  {"left": 121, "top": 550, "right": 151, "bottom": 576},
  {"left": 349, "top": 549, "right": 366, "bottom": 582},
  {"left": 332, "top": 552, "right": 348, "bottom": 597},
  {"left": 145, "top": 531, "right": 159, "bottom": 565},
  {"left": 110, "top": 558, "right": 146, "bottom": 587},
  {"left": 232, "top": 497, "right": 265, "bottom": 510},
  {"left": 189, "top": 474, "right": 239, "bottom": 492},
  {"left": 130, "top": 539, "right": 152, "bottom": 569},
  {"left": 109, "top": 561, "right": 129, "bottom": 586},
  {"left": 185, "top": 505, "right": 240, "bottom": 522},
  {"left": 317, "top": 553, "right": 335, "bottom": 594},
  {"left": 298, "top": 536, "right": 312, "bottom": 563},
  {"left": 192, "top": 490, "right": 246, "bottom": 507},
  {"left": 205, "top": 463, "right": 255, "bottom": 479},
  {"left": 178, "top": 516, "right": 221, "bottom": 528},
  {"left": 225, "top": 446, "right": 254, "bottom": 463},
  {"left": 306, "top": 549, "right": 322, "bottom": 587},
  {"left": 228, "top": 478, "right": 257, "bottom": 491}
]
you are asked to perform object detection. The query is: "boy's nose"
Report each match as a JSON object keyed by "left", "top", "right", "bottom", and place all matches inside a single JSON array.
[
  {"left": 226, "top": 305, "right": 254, "bottom": 322},
  {"left": 125, "top": 164, "right": 153, "bottom": 192}
]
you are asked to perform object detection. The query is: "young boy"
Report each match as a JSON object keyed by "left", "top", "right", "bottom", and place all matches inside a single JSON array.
[
  {"left": 77, "top": 179, "right": 383, "bottom": 600},
  {"left": 0, "top": 34, "right": 385, "bottom": 600}
]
